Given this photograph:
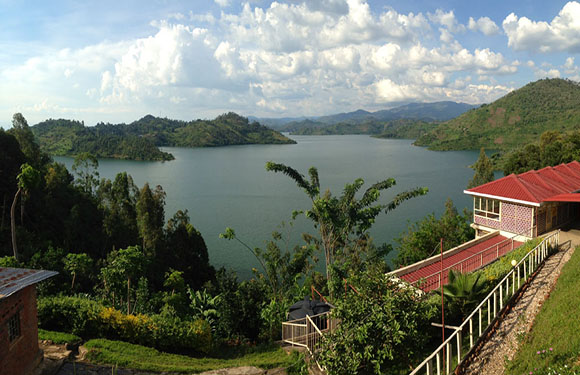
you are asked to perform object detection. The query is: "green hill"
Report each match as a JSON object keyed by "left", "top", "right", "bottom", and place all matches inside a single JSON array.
[
  {"left": 288, "top": 119, "right": 435, "bottom": 138},
  {"left": 32, "top": 113, "right": 295, "bottom": 160},
  {"left": 414, "top": 78, "right": 580, "bottom": 150}
]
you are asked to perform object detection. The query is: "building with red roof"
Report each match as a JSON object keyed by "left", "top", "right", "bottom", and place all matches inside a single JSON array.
[
  {"left": 0, "top": 267, "right": 56, "bottom": 375},
  {"left": 464, "top": 160, "right": 580, "bottom": 239}
]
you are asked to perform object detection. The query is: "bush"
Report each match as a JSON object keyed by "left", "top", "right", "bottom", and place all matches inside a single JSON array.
[{"left": 37, "top": 296, "right": 212, "bottom": 353}]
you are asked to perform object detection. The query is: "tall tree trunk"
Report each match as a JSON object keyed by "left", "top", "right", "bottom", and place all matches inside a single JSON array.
[
  {"left": 10, "top": 188, "right": 22, "bottom": 261},
  {"left": 1, "top": 193, "right": 6, "bottom": 232},
  {"left": 127, "top": 277, "right": 131, "bottom": 314}
]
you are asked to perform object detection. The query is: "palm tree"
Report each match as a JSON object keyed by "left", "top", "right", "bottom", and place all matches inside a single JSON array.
[
  {"left": 265, "top": 162, "right": 428, "bottom": 299},
  {"left": 443, "top": 270, "right": 487, "bottom": 322},
  {"left": 10, "top": 163, "right": 40, "bottom": 261}
]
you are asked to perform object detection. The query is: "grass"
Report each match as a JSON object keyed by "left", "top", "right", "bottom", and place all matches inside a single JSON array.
[
  {"left": 83, "top": 339, "right": 304, "bottom": 374},
  {"left": 38, "top": 329, "right": 82, "bottom": 345},
  {"left": 505, "top": 246, "right": 580, "bottom": 374}
]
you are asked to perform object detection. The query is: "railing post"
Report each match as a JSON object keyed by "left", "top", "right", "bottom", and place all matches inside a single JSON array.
[
  {"left": 436, "top": 352, "right": 441, "bottom": 375},
  {"left": 512, "top": 270, "right": 515, "bottom": 295},
  {"left": 500, "top": 283, "right": 503, "bottom": 309},
  {"left": 493, "top": 290, "right": 497, "bottom": 318},
  {"left": 518, "top": 265, "right": 521, "bottom": 288},
  {"left": 446, "top": 342, "right": 451, "bottom": 375},
  {"left": 487, "top": 298, "right": 491, "bottom": 325},
  {"left": 469, "top": 318, "right": 474, "bottom": 348},
  {"left": 479, "top": 307, "right": 482, "bottom": 336},
  {"left": 456, "top": 331, "right": 462, "bottom": 365}
]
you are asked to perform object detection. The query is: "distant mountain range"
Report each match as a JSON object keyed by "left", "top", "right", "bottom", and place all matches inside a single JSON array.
[
  {"left": 251, "top": 101, "right": 478, "bottom": 135},
  {"left": 31, "top": 113, "right": 295, "bottom": 161},
  {"left": 415, "top": 78, "right": 580, "bottom": 150}
]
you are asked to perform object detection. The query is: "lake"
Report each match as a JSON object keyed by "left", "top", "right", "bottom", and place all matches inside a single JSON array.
[{"left": 55, "top": 135, "right": 483, "bottom": 279}]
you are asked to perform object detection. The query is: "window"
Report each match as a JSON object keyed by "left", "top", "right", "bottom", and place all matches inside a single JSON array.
[
  {"left": 474, "top": 197, "right": 500, "bottom": 220},
  {"left": 8, "top": 312, "right": 20, "bottom": 342}
]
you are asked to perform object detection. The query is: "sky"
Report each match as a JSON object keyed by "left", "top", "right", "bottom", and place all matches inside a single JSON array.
[{"left": 1, "top": 0, "right": 580, "bottom": 126}]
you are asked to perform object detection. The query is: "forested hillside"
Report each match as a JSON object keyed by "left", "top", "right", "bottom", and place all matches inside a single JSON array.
[
  {"left": 415, "top": 78, "right": 580, "bottom": 151},
  {"left": 32, "top": 112, "right": 295, "bottom": 160}
]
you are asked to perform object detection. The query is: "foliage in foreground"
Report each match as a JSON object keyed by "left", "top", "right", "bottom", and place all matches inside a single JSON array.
[
  {"left": 506, "top": 246, "right": 580, "bottom": 374},
  {"left": 317, "top": 268, "right": 437, "bottom": 375},
  {"left": 266, "top": 161, "right": 427, "bottom": 298},
  {"left": 37, "top": 296, "right": 212, "bottom": 353},
  {"left": 83, "top": 338, "right": 305, "bottom": 374},
  {"left": 394, "top": 199, "right": 474, "bottom": 267}
]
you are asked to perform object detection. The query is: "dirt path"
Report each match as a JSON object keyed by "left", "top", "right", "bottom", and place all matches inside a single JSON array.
[{"left": 465, "top": 229, "right": 579, "bottom": 375}]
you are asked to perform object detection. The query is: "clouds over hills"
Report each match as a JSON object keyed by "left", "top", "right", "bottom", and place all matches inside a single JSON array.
[{"left": 2, "top": 0, "right": 580, "bottom": 124}]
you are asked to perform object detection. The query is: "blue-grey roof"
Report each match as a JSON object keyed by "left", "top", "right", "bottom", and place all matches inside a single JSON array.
[{"left": 0, "top": 267, "right": 58, "bottom": 300}]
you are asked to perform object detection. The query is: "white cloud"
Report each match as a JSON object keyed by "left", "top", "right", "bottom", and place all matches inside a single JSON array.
[
  {"left": 503, "top": 1, "right": 580, "bottom": 53},
  {"left": 428, "top": 9, "right": 465, "bottom": 33},
  {"left": 0, "top": 0, "right": 530, "bottom": 123},
  {"left": 214, "top": 0, "right": 230, "bottom": 8},
  {"left": 468, "top": 17, "right": 500, "bottom": 36}
]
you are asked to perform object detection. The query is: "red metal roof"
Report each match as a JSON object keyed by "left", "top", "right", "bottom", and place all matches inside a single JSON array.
[
  {"left": 465, "top": 161, "right": 580, "bottom": 205},
  {"left": 398, "top": 235, "right": 523, "bottom": 291},
  {"left": 0, "top": 267, "right": 57, "bottom": 300}
]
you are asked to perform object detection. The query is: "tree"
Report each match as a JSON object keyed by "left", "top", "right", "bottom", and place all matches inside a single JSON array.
[
  {"left": 63, "top": 253, "right": 93, "bottom": 290},
  {"left": 136, "top": 183, "right": 166, "bottom": 255},
  {"left": 0, "top": 130, "right": 25, "bottom": 234},
  {"left": 317, "top": 269, "right": 436, "bottom": 374},
  {"left": 265, "top": 162, "right": 427, "bottom": 298},
  {"left": 161, "top": 210, "right": 214, "bottom": 290},
  {"left": 443, "top": 269, "right": 486, "bottom": 323},
  {"left": 10, "top": 163, "right": 40, "bottom": 260},
  {"left": 72, "top": 152, "right": 100, "bottom": 195},
  {"left": 98, "top": 172, "right": 139, "bottom": 250},
  {"left": 100, "top": 245, "right": 148, "bottom": 313},
  {"left": 9, "top": 113, "right": 45, "bottom": 168},
  {"left": 468, "top": 148, "right": 494, "bottom": 188},
  {"left": 394, "top": 199, "right": 474, "bottom": 267}
]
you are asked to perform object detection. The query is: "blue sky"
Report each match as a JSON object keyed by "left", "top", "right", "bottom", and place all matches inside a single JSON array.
[{"left": 1, "top": 0, "right": 579, "bottom": 126}]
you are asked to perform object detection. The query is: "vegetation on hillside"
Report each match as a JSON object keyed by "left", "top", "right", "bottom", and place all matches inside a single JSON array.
[
  {"left": 31, "top": 112, "right": 295, "bottom": 161},
  {"left": 506, "top": 246, "right": 580, "bottom": 374},
  {"left": 415, "top": 78, "right": 580, "bottom": 151},
  {"left": 501, "top": 129, "right": 580, "bottom": 175},
  {"left": 394, "top": 199, "right": 474, "bottom": 267},
  {"left": 2, "top": 111, "right": 515, "bottom": 374},
  {"left": 468, "top": 148, "right": 495, "bottom": 188},
  {"left": 287, "top": 118, "right": 434, "bottom": 138}
]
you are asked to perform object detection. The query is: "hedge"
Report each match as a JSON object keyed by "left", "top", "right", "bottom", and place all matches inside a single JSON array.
[{"left": 37, "top": 296, "right": 212, "bottom": 353}]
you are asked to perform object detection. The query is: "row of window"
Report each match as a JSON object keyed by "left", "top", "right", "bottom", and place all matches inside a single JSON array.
[{"left": 474, "top": 197, "right": 500, "bottom": 220}]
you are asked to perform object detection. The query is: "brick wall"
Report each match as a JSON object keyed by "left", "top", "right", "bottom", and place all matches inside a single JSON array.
[{"left": 0, "top": 285, "right": 42, "bottom": 375}]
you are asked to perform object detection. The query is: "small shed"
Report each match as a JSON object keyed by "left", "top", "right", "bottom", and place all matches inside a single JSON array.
[{"left": 0, "top": 267, "right": 57, "bottom": 375}]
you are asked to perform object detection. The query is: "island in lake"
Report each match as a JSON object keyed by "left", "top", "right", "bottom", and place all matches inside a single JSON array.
[{"left": 31, "top": 112, "right": 295, "bottom": 161}]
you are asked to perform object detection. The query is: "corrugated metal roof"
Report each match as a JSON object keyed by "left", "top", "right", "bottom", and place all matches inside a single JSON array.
[
  {"left": 0, "top": 267, "right": 58, "bottom": 300},
  {"left": 465, "top": 161, "right": 580, "bottom": 204}
]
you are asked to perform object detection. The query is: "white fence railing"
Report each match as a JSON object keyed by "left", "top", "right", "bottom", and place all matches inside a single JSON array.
[{"left": 409, "top": 230, "right": 560, "bottom": 375}]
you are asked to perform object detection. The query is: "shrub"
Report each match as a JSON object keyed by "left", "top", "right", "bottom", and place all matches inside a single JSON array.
[{"left": 37, "top": 296, "right": 212, "bottom": 353}]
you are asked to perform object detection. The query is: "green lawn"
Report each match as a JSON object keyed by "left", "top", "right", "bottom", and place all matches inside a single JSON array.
[
  {"left": 38, "top": 329, "right": 82, "bottom": 345},
  {"left": 83, "top": 339, "right": 305, "bottom": 374},
  {"left": 506, "top": 246, "right": 580, "bottom": 374}
]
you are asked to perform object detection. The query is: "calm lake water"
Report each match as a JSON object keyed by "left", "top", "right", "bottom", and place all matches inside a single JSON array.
[{"left": 55, "top": 135, "right": 482, "bottom": 279}]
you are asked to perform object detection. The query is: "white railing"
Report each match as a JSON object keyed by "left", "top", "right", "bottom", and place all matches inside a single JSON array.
[
  {"left": 409, "top": 227, "right": 535, "bottom": 292},
  {"left": 409, "top": 230, "right": 559, "bottom": 375},
  {"left": 282, "top": 311, "right": 335, "bottom": 347}
]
